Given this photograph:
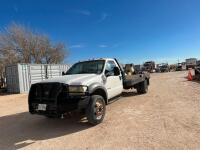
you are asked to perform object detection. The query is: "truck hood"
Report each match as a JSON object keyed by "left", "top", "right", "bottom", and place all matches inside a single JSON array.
[{"left": 40, "top": 74, "right": 102, "bottom": 86}]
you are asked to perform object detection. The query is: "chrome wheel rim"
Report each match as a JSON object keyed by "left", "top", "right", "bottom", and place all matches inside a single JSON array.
[{"left": 95, "top": 100, "right": 104, "bottom": 120}]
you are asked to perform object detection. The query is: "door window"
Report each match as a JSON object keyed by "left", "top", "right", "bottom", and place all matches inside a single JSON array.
[{"left": 105, "top": 61, "right": 117, "bottom": 76}]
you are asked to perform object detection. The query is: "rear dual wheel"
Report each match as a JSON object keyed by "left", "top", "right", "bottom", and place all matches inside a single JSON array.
[{"left": 137, "top": 79, "right": 148, "bottom": 94}]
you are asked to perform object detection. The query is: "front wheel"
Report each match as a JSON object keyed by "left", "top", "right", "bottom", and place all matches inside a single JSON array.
[{"left": 86, "top": 95, "right": 106, "bottom": 125}]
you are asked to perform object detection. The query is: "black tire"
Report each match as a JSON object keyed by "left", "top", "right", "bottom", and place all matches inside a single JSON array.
[
  {"left": 137, "top": 80, "right": 148, "bottom": 94},
  {"left": 86, "top": 95, "right": 106, "bottom": 125}
]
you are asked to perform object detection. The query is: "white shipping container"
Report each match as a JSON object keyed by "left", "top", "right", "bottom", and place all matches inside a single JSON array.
[{"left": 5, "top": 63, "right": 70, "bottom": 93}]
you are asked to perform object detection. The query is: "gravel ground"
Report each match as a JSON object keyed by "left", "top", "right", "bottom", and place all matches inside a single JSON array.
[{"left": 0, "top": 71, "right": 200, "bottom": 150}]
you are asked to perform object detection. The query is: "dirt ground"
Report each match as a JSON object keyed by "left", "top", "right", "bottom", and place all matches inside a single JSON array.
[{"left": 0, "top": 71, "right": 200, "bottom": 150}]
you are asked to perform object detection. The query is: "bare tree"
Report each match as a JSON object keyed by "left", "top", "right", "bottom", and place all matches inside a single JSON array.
[
  {"left": 30, "top": 35, "right": 66, "bottom": 64},
  {"left": 0, "top": 23, "right": 68, "bottom": 80},
  {"left": 0, "top": 23, "right": 67, "bottom": 63},
  {"left": 44, "top": 43, "right": 66, "bottom": 64}
]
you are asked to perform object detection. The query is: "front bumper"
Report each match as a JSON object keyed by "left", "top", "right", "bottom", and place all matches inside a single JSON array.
[{"left": 29, "top": 96, "right": 90, "bottom": 116}]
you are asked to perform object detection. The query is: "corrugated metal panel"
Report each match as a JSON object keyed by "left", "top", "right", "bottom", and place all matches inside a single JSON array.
[
  {"left": 29, "top": 64, "right": 46, "bottom": 84},
  {"left": 59, "top": 64, "right": 71, "bottom": 73},
  {"left": 47, "top": 64, "right": 71, "bottom": 78},
  {"left": 47, "top": 65, "right": 61, "bottom": 78},
  {"left": 6, "top": 63, "right": 70, "bottom": 93},
  {"left": 18, "top": 64, "right": 30, "bottom": 93}
]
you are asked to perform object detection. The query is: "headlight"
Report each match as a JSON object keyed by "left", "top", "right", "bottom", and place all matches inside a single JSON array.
[{"left": 68, "top": 85, "right": 88, "bottom": 94}]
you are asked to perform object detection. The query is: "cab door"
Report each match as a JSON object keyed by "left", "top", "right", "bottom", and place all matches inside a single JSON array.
[{"left": 104, "top": 60, "right": 123, "bottom": 99}]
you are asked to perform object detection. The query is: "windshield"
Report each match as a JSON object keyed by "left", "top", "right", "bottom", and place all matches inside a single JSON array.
[{"left": 66, "top": 60, "right": 105, "bottom": 75}]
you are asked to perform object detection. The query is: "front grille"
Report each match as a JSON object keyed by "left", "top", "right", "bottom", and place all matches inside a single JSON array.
[{"left": 29, "top": 82, "right": 63, "bottom": 103}]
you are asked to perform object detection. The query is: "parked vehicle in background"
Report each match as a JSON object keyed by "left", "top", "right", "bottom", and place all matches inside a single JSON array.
[
  {"left": 155, "top": 64, "right": 161, "bottom": 73},
  {"left": 156, "top": 64, "right": 161, "bottom": 72},
  {"left": 28, "top": 58, "right": 150, "bottom": 125},
  {"left": 186, "top": 58, "right": 197, "bottom": 70},
  {"left": 142, "top": 61, "right": 155, "bottom": 73},
  {"left": 176, "top": 63, "right": 182, "bottom": 71},
  {"left": 159, "top": 63, "right": 170, "bottom": 72},
  {"left": 181, "top": 62, "right": 187, "bottom": 70}
]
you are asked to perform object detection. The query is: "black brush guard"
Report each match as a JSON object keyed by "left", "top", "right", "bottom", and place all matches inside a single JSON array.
[{"left": 28, "top": 82, "right": 90, "bottom": 117}]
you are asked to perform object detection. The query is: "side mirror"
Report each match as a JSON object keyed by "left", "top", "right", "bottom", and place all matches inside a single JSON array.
[
  {"left": 105, "top": 70, "right": 113, "bottom": 77},
  {"left": 114, "top": 67, "right": 120, "bottom": 76}
]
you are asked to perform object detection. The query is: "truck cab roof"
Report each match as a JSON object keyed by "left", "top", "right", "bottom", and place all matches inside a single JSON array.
[{"left": 79, "top": 58, "right": 115, "bottom": 62}]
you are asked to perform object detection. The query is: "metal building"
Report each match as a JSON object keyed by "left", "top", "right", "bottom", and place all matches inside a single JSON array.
[{"left": 5, "top": 63, "right": 70, "bottom": 93}]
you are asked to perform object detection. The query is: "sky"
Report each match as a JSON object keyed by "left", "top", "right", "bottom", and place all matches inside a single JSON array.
[{"left": 1, "top": 0, "right": 200, "bottom": 64}]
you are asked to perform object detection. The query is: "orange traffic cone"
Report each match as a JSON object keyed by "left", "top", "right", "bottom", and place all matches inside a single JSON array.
[{"left": 187, "top": 70, "right": 193, "bottom": 81}]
